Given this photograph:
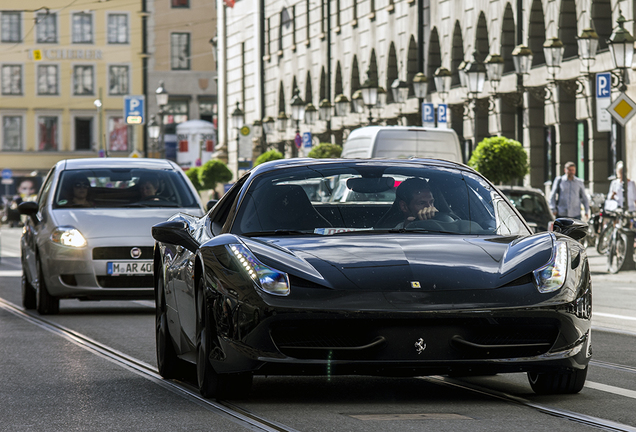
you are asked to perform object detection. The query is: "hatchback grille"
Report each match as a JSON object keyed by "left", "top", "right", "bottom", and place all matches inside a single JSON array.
[
  {"left": 96, "top": 275, "right": 153, "bottom": 288},
  {"left": 93, "top": 247, "right": 153, "bottom": 260}
]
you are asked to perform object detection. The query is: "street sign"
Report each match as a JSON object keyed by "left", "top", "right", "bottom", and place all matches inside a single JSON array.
[
  {"left": 1, "top": 168, "right": 13, "bottom": 179},
  {"left": 437, "top": 104, "right": 448, "bottom": 129},
  {"left": 596, "top": 72, "right": 612, "bottom": 132},
  {"left": 302, "top": 132, "right": 312, "bottom": 148},
  {"left": 295, "top": 133, "right": 302, "bottom": 149},
  {"left": 607, "top": 92, "right": 636, "bottom": 127},
  {"left": 422, "top": 103, "right": 435, "bottom": 127},
  {"left": 124, "top": 95, "right": 145, "bottom": 125}
]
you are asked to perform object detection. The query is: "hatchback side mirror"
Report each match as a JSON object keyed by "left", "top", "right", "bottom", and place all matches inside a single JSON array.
[
  {"left": 552, "top": 218, "right": 587, "bottom": 241},
  {"left": 18, "top": 201, "right": 38, "bottom": 216}
]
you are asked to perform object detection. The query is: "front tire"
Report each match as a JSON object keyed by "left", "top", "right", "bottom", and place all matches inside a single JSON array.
[
  {"left": 596, "top": 223, "right": 613, "bottom": 255},
  {"left": 22, "top": 274, "right": 36, "bottom": 310},
  {"left": 155, "top": 270, "right": 187, "bottom": 379},
  {"left": 36, "top": 258, "right": 59, "bottom": 315},
  {"left": 196, "top": 275, "right": 252, "bottom": 399},
  {"left": 527, "top": 366, "right": 588, "bottom": 394}
]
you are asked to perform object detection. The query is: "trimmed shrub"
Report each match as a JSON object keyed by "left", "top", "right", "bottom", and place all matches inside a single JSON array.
[{"left": 468, "top": 136, "right": 529, "bottom": 185}]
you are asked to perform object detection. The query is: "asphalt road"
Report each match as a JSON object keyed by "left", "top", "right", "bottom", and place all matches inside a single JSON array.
[{"left": 2, "top": 225, "right": 636, "bottom": 432}]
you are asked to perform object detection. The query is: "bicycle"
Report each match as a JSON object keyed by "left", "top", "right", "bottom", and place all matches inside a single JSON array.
[
  {"left": 606, "top": 209, "right": 636, "bottom": 273},
  {"left": 596, "top": 210, "right": 618, "bottom": 254}
]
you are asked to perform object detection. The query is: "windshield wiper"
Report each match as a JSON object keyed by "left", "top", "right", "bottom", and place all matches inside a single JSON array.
[{"left": 241, "top": 230, "right": 318, "bottom": 237}]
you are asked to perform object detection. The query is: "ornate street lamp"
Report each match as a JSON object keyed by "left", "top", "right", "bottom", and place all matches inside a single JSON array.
[
  {"left": 319, "top": 99, "right": 333, "bottom": 121},
  {"left": 263, "top": 116, "right": 275, "bottom": 135},
  {"left": 484, "top": 53, "right": 504, "bottom": 88},
  {"left": 391, "top": 79, "right": 409, "bottom": 104},
  {"left": 154, "top": 81, "right": 169, "bottom": 158},
  {"left": 252, "top": 119, "right": 263, "bottom": 139},
  {"left": 360, "top": 70, "right": 378, "bottom": 125},
  {"left": 304, "top": 103, "right": 318, "bottom": 125},
  {"left": 463, "top": 51, "right": 486, "bottom": 95},
  {"left": 147, "top": 115, "right": 160, "bottom": 141},
  {"left": 413, "top": 72, "right": 428, "bottom": 126},
  {"left": 376, "top": 87, "right": 387, "bottom": 108},
  {"left": 433, "top": 67, "right": 452, "bottom": 100},
  {"left": 352, "top": 90, "right": 365, "bottom": 114},
  {"left": 155, "top": 81, "right": 169, "bottom": 108},
  {"left": 276, "top": 111, "right": 288, "bottom": 132},
  {"left": 512, "top": 44, "right": 533, "bottom": 75},
  {"left": 543, "top": 37, "right": 564, "bottom": 78},
  {"left": 334, "top": 94, "right": 350, "bottom": 117},
  {"left": 578, "top": 27, "right": 599, "bottom": 72}
]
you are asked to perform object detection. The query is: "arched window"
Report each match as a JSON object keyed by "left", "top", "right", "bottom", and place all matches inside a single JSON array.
[
  {"left": 529, "top": 0, "right": 546, "bottom": 66},
  {"left": 501, "top": 3, "right": 515, "bottom": 74},
  {"left": 387, "top": 42, "right": 398, "bottom": 102},
  {"left": 475, "top": 12, "right": 489, "bottom": 63},
  {"left": 451, "top": 21, "right": 465, "bottom": 87},
  {"left": 427, "top": 28, "right": 441, "bottom": 93}
]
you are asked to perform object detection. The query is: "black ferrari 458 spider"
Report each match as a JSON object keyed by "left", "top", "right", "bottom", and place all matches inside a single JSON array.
[{"left": 151, "top": 158, "right": 591, "bottom": 398}]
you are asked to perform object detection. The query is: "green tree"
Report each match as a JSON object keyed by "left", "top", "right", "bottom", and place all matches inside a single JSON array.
[
  {"left": 254, "top": 149, "right": 284, "bottom": 166},
  {"left": 199, "top": 159, "right": 233, "bottom": 190},
  {"left": 185, "top": 167, "right": 203, "bottom": 191},
  {"left": 308, "top": 142, "right": 342, "bottom": 158},
  {"left": 468, "top": 136, "right": 529, "bottom": 185}
]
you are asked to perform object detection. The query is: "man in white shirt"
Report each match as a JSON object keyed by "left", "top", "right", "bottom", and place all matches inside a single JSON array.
[
  {"left": 549, "top": 161, "right": 590, "bottom": 219},
  {"left": 606, "top": 161, "right": 636, "bottom": 211}
]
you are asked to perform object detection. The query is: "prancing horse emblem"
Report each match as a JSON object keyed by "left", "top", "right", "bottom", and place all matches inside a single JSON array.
[{"left": 414, "top": 338, "right": 427, "bottom": 354}]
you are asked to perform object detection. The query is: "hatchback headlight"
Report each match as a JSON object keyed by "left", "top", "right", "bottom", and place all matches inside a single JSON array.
[
  {"left": 533, "top": 241, "right": 568, "bottom": 293},
  {"left": 227, "top": 243, "right": 290, "bottom": 296},
  {"left": 51, "top": 227, "right": 87, "bottom": 248}
]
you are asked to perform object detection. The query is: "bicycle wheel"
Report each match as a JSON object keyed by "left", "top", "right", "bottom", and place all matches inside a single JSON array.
[
  {"left": 597, "top": 223, "right": 613, "bottom": 255},
  {"left": 608, "top": 231, "right": 627, "bottom": 273}
]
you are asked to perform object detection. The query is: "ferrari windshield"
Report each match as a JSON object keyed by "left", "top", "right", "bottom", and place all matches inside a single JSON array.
[
  {"left": 52, "top": 168, "right": 200, "bottom": 209},
  {"left": 233, "top": 162, "right": 530, "bottom": 236}
]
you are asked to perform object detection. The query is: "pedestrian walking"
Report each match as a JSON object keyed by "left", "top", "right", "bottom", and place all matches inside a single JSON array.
[{"left": 549, "top": 161, "right": 590, "bottom": 220}]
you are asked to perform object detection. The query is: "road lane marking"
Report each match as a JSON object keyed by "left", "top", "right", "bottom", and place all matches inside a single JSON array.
[
  {"left": 594, "top": 312, "right": 636, "bottom": 321},
  {"left": 585, "top": 381, "right": 636, "bottom": 399},
  {"left": 350, "top": 413, "right": 472, "bottom": 420},
  {"left": 0, "top": 270, "right": 21, "bottom": 277}
]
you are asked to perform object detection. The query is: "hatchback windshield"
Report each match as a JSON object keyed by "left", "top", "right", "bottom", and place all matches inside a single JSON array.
[
  {"left": 233, "top": 163, "right": 530, "bottom": 236},
  {"left": 52, "top": 168, "right": 199, "bottom": 209}
]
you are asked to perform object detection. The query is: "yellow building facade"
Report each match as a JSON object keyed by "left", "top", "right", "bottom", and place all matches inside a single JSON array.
[{"left": 0, "top": 1, "right": 144, "bottom": 178}]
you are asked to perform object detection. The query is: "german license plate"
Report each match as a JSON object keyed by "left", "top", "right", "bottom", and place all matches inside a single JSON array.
[{"left": 107, "top": 261, "right": 153, "bottom": 275}]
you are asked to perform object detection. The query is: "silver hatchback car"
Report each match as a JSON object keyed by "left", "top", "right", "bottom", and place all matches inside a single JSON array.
[{"left": 19, "top": 158, "right": 205, "bottom": 314}]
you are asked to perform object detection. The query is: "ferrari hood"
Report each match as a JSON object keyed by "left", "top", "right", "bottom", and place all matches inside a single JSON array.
[
  {"left": 52, "top": 208, "right": 199, "bottom": 239},
  {"left": 247, "top": 233, "right": 553, "bottom": 291}
]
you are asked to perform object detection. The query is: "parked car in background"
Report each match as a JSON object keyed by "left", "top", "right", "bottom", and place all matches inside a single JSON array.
[
  {"left": 151, "top": 158, "right": 591, "bottom": 399},
  {"left": 19, "top": 158, "right": 205, "bottom": 315},
  {"left": 498, "top": 186, "right": 555, "bottom": 232}
]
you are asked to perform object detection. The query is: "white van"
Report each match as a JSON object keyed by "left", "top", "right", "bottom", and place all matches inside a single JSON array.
[{"left": 341, "top": 126, "right": 463, "bottom": 162}]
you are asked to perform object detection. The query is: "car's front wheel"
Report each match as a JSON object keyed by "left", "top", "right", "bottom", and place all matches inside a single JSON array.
[
  {"left": 527, "top": 366, "right": 588, "bottom": 394},
  {"left": 21, "top": 273, "right": 36, "bottom": 310},
  {"left": 196, "top": 275, "right": 252, "bottom": 399},
  {"left": 36, "top": 258, "right": 59, "bottom": 315},
  {"left": 156, "top": 270, "right": 188, "bottom": 379}
]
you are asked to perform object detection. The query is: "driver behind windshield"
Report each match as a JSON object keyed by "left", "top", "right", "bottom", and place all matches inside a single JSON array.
[{"left": 394, "top": 178, "right": 439, "bottom": 228}]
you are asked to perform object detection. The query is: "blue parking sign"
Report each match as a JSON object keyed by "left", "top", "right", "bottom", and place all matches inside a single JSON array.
[
  {"left": 422, "top": 103, "right": 435, "bottom": 126},
  {"left": 596, "top": 72, "right": 611, "bottom": 98},
  {"left": 437, "top": 104, "right": 448, "bottom": 128},
  {"left": 124, "top": 95, "right": 145, "bottom": 125},
  {"left": 303, "top": 132, "right": 312, "bottom": 148}
]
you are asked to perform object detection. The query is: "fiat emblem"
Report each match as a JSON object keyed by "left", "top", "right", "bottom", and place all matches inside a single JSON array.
[
  {"left": 414, "top": 338, "right": 427, "bottom": 354},
  {"left": 130, "top": 247, "right": 142, "bottom": 259}
]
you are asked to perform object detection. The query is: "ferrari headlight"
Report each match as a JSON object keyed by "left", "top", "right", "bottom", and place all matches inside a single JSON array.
[
  {"left": 228, "top": 244, "right": 290, "bottom": 296},
  {"left": 51, "top": 227, "right": 87, "bottom": 248},
  {"left": 533, "top": 241, "right": 568, "bottom": 293}
]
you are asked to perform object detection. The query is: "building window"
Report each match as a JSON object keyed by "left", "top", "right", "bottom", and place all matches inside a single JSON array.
[
  {"left": 37, "top": 65, "right": 58, "bottom": 95},
  {"left": 163, "top": 100, "right": 189, "bottom": 124},
  {"left": 74, "top": 118, "right": 93, "bottom": 151},
  {"left": 36, "top": 12, "right": 57, "bottom": 43},
  {"left": 108, "top": 14, "right": 128, "bottom": 44},
  {"left": 1, "top": 12, "right": 21, "bottom": 43},
  {"left": 199, "top": 101, "right": 215, "bottom": 123},
  {"left": 72, "top": 13, "right": 93, "bottom": 43},
  {"left": 2, "top": 116, "right": 22, "bottom": 151},
  {"left": 171, "top": 33, "right": 190, "bottom": 70},
  {"left": 38, "top": 116, "right": 59, "bottom": 151},
  {"left": 73, "top": 65, "right": 94, "bottom": 95},
  {"left": 109, "top": 65, "right": 129, "bottom": 95},
  {"left": 108, "top": 117, "right": 128, "bottom": 151},
  {"left": 1, "top": 65, "right": 22, "bottom": 95},
  {"left": 172, "top": 0, "right": 189, "bottom": 7}
]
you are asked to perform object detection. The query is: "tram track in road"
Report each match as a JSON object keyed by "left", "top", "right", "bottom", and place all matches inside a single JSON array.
[
  {"left": 0, "top": 297, "right": 301, "bottom": 432},
  {"left": 3, "top": 294, "right": 636, "bottom": 432}
]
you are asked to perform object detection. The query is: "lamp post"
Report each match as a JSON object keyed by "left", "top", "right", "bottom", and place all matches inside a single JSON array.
[
  {"left": 276, "top": 111, "right": 288, "bottom": 154},
  {"left": 93, "top": 92, "right": 105, "bottom": 157},
  {"left": 147, "top": 116, "right": 160, "bottom": 157},
  {"left": 252, "top": 119, "right": 263, "bottom": 159},
  {"left": 577, "top": 27, "right": 599, "bottom": 73},
  {"left": 391, "top": 78, "right": 409, "bottom": 124},
  {"left": 262, "top": 115, "right": 275, "bottom": 154},
  {"left": 231, "top": 101, "right": 244, "bottom": 167},
  {"left": 433, "top": 67, "right": 452, "bottom": 102},
  {"left": 412, "top": 72, "right": 428, "bottom": 126},
  {"left": 607, "top": 12, "right": 635, "bottom": 212},
  {"left": 463, "top": 50, "right": 486, "bottom": 153},
  {"left": 376, "top": 87, "right": 387, "bottom": 109},
  {"left": 305, "top": 103, "right": 318, "bottom": 125},
  {"left": 290, "top": 89, "right": 305, "bottom": 157},
  {"left": 360, "top": 69, "right": 379, "bottom": 125},
  {"left": 155, "top": 81, "right": 169, "bottom": 158}
]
